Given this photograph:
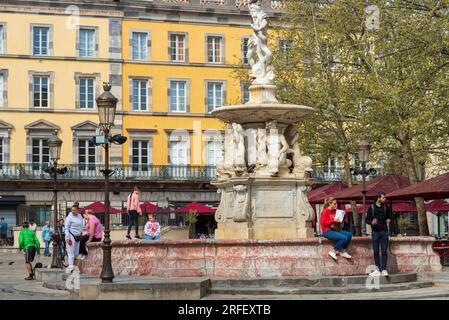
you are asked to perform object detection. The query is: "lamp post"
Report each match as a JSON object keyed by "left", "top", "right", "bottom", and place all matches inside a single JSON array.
[
  {"left": 95, "top": 83, "right": 127, "bottom": 283},
  {"left": 96, "top": 82, "right": 118, "bottom": 283},
  {"left": 47, "top": 135, "right": 67, "bottom": 269},
  {"left": 350, "top": 140, "right": 377, "bottom": 235}
]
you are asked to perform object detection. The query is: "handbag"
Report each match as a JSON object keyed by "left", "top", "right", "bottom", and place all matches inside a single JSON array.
[
  {"left": 330, "top": 222, "right": 341, "bottom": 232},
  {"left": 70, "top": 231, "right": 81, "bottom": 242}
]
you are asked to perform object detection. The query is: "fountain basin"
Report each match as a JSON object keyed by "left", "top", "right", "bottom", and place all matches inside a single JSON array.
[
  {"left": 82, "top": 237, "right": 441, "bottom": 278},
  {"left": 211, "top": 104, "right": 314, "bottom": 125}
]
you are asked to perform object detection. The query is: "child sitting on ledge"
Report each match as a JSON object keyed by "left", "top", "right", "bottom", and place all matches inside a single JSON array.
[{"left": 144, "top": 213, "right": 161, "bottom": 240}]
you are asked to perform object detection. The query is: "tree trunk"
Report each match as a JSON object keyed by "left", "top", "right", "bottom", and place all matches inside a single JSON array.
[
  {"left": 399, "top": 134, "right": 429, "bottom": 236},
  {"left": 343, "top": 154, "right": 361, "bottom": 236}
]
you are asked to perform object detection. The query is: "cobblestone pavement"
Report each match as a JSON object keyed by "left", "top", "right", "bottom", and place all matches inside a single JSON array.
[{"left": 0, "top": 251, "right": 70, "bottom": 300}]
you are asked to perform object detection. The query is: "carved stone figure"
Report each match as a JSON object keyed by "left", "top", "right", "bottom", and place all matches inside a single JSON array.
[
  {"left": 266, "top": 120, "right": 280, "bottom": 176},
  {"left": 285, "top": 125, "right": 302, "bottom": 174},
  {"left": 256, "top": 128, "right": 267, "bottom": 167},
  {"left": 246, "top": 128, "right": 257, "bottom": 168},
  {"left": 247, "top": 0, "right": 274, "bottom": 85},
  {"left": 215, "top": 189, "right": 225, "bottom": 223},
  {"left": 222, "top": 127, "right": 235, "bottom": 177},
  {"left": 232, "top": 123, "right": 246, "bottom": 175},
  {"left": 278, "top": 128, "right": 291, "bottom": 168},
  {"left": 233, "top": 185, "right": 249, "bottom": 222}
]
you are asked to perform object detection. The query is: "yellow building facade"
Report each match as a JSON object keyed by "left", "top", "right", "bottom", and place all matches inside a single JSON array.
[{"left": 0, "top": 0, "right": 284, "bottom": 228}]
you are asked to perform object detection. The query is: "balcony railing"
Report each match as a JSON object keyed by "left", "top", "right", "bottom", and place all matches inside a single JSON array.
[
  {"left": 312, "top": 165, "right": 384, "bottom": 183},
  {"left": 0, "top": 163, "right": 217, "bottom": 182},
  {"left": 0, "top": 163, "right": 383, "bottom": 183}
]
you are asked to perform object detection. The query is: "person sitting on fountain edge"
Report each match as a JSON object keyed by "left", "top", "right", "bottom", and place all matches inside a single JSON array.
[{"left": 320, "top": 197, "right": 352, "bottom": 260}]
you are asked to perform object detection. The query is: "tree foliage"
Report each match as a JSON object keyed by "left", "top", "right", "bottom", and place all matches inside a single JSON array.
[{"left": 276, "top": 0, "right": 449, "bottom": 235}]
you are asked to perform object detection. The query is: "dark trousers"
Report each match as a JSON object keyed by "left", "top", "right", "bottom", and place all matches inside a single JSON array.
[
  {"left": 127, "top": 210, "right": 139, "bottom": 235},
  {"left": 79, "top": 235, "right": 101, "bottom": 256},
  {"left": 372, "top": 231, "right": 389, "bottom": 271}
]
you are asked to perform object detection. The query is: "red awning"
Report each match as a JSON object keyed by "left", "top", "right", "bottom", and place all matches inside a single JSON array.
[
  {"left": 387, "top": 172, "right": 449, "bottom": 201},
  {"left": 308, "top": 182, "right": 348, "bottom": 204},
  {"left": 345, "top": 204, "right": 369, "bottom": 213},
  {"left": 426, "top": 199, "right": 449, "bottom": 212},
  {"left": 79, "top": 201, "right": 122, "bottom": 214},
  {"left": 327, "top": 174, "right": 410, "bottom": 202},
  {"left": 178, "top": 202, "right": 216, "bottom": 214},
  {"left": 140, "top": 202, "right": 158, "bottom": 213}
]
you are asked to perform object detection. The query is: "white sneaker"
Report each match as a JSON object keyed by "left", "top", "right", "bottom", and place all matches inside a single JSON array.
[
  {"left": 66, "top": 265, "right": 74, "bottom": 273},
  {"left": 369, "top": 270, "right": 381, "bottom": 277},
  {"left": 339, "top": 252, "right": 352, "bottom": 259},
  {"left": 328, "top": 251, "right": 338, "bottom": 260},
  {"left": 381, "top": 270, "right": 389, "bottom": 276},
  {"left": 79, "top": 254, "right": 86, "bottom": 261}
]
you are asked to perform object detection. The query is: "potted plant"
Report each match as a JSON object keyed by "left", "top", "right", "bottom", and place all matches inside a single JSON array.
[
  {"left": 186, "top": 210, "right": 199, "bottom": 239},
  {"left": 397, "top": 216, "right": 408, "bottom": 236}
]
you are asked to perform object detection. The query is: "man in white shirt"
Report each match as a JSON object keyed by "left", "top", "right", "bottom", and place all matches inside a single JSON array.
[{"left": 65, "top": 205, "right": 84, "bottom": 272}]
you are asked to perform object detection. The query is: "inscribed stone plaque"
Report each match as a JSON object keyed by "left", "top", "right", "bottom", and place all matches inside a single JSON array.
[{"left": 254, "top": 189, "right": 294, "bottom": 218}]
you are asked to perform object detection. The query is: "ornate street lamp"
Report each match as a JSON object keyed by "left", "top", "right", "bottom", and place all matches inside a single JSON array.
[
  {"left": 95, "top": 82, "right": 126, "bottom": 283},
  {"left": 350, "top": 140, "right": 377, "bottom": 235},
  {"left": 46, "top": 134, "right": 67, "bottom": 269}
]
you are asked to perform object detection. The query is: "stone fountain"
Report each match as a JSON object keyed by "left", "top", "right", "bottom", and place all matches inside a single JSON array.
[{"left": 211, "top": 0, "right": 315, "bottom": 239}]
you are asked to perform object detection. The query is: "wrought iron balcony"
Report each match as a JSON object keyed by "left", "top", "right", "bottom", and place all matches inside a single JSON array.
[
  {"left": 312, "top": 165, "right": 384, "bottom": 183},
  {"left": 0, "top": 163, "right": 217, "bottom": 182},
  {"left": 0, "top": 163, "right": 383, "bottom": 183}
]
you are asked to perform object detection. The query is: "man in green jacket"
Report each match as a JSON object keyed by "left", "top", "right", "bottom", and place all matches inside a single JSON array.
[{"left": 18, "top": 221, "right": 40, "bottom": 280}]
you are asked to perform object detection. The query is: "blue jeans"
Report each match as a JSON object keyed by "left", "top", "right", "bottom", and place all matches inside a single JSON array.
[
  {"left": 372, "top": 231, "right": 389, "bottom": 271},
  {"left": 44, "top": 240, "right": 50, "bottom": 256},
  {"left": 146, "top": 235, "right": 160, "bottom": 240},
  {"left": 323, "top": 230, "right": 352, "bottom": 250}
]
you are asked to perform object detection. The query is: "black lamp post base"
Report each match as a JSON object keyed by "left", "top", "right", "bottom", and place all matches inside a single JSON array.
[
  {"left": 100, "top": 242, "right": 114, "bottom": 283},
  {"left": 50, "top": 236, "right": 62, "bottom": 269}
]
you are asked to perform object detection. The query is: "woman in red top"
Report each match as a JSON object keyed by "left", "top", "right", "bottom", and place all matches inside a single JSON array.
[{"left": 320, "top": 197, "right": 352, "bottom": 260}]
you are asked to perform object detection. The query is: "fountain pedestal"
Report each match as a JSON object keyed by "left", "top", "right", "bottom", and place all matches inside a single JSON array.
[{"left": 211, "top": 87, "right": 316, "bottom": 240}]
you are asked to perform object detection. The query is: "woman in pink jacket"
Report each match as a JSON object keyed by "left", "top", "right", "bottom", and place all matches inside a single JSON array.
[{"left": 126, "top": 186, "right": 143, "bottom": 239}]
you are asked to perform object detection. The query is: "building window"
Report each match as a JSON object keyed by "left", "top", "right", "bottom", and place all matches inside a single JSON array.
[
  {"left": 0, "top": 24, "right": 4, "bottom": 54},
  {"left": 169, "top": 140, "right": 188, "bottom": 165},
  {"left": 0, "top": 73, "right": 4, "bottom": 107},
  {"left": 206, "top": 81, "right": 224, "bottom": 113},
  {"left": 79, "top": 28, "right": 96, "bottom": 57},
  {"left": 32, "top": 138, "right": 49, "bottom": 169},
  {"left": 206, "top": 35, "right": 223, "bottom": 63},
  {"left": 132, "top": 79, "right": 147, "bottom": 111},
  {"left": 279, "top": 39, "right": 293, "bottom": 64},
  {"left": 132, "top": 32, "right": 148, "bottom": 60},
  {"left": 242, "top": 37, "right": 249, "bottom": 65},
  {"left": 205, "top": 140, "right": 223, "bottom": 166},
  {"left": 29, "top": 205, "right": 52, "bottom": 227},
  {"left": 0, "top": 137, "right": 3, "bottom": 169},
  {"left": 78, "top": 139, "right": 96, "bottom": 171},
  {"left": 242, "top": 82, "right": 250, "bottom": 104},
  {"left": 79, "top": 78, "right": 94, "bottom": 109},
  {"left": 170, "top": 33, "right": 186, "bottom": 62},
  {"left": 32, "top": 26, "right": 50, "bottom": 55},
  {"left": 132, "top": 140, "right": 150, "bottom": 171},
  {"left": 33, "top": 76, "right": 49, "bottom": 108},
  {"left": 169, "top": 80, "right": 187, "bottom": 112}
]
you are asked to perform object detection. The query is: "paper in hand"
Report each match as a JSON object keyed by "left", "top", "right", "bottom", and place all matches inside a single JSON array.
[{"left": 335, "top": 209, "right": 345, "bottom": 222}]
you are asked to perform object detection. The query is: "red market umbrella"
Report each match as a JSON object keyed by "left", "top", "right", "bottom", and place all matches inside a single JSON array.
[
  {"left": 79, "top": 201, "right": 122, "bottom": 214},
  {"left": 308, "top": 182, "right": 348, "bottom": 204},
  {"left": 387, "top": 172, "right": 449, "bottom": 201},
  {"left": 327, "top": 174, "right": 410, "bottom": 202},
  {"left": 178, "top": 202, "right": 216, "bottom": 214},
  {"left": 345, "top": 204, "right": 369, "bottom": 213},
  {"left": 426, "top": 199, "right": 449, "bottom": 212},
  {"left": 140, "top": 202, "right": 158, "bottom": 213}
]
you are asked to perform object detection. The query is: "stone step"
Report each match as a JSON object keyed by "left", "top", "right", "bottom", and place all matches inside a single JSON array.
[
  {"left": 13, "top": 282, "right": 70, "bottom": 298},
  {"left": 211, "top": 273, "right": 418, "bottom": 288},
  {"left": 209, "top": 281, "right": 433, "bottom": 295},
  {"left": 42, "top": 280, "right": 68, "bottom": 291}
]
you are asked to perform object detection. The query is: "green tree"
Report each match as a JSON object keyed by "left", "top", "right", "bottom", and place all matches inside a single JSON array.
[{"left": 279, "top": 0, "right": 449, "bottom": 236}]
